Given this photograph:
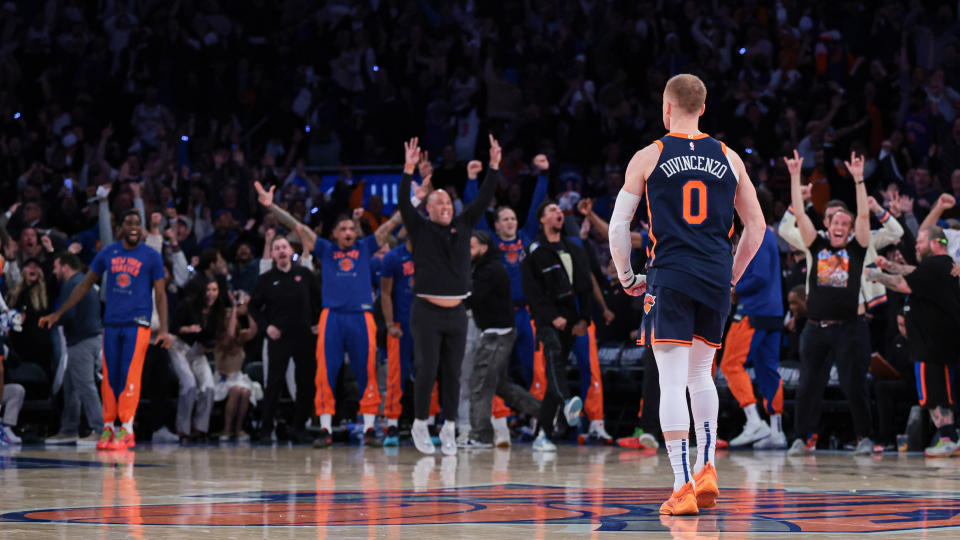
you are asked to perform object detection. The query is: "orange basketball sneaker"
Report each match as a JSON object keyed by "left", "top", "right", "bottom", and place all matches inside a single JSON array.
[
  {"left": 96, "top": 426, "right": 114, "bottom": 450},
  {"left": 108, "top": 427, "right": 135, "bottom": 450},
  {"left": 693, "top": 462, "right": 719, "bottom": 509},
  {"left": 659, "top": 481, "right": 699, "bottom": 515}
]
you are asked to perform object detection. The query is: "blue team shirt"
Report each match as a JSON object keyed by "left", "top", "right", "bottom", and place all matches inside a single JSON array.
[
  {"left": 645, "top": 133, "right": 738, "bottom": 314},
  {"left": 314, "top": 235, "right": 378, "bottom": 311},
  {"left": 90, "top": 242, "right": 164, "bottom": 326},
  {"left": 382, "top": 244, "right": 415, "bottom": 324}
]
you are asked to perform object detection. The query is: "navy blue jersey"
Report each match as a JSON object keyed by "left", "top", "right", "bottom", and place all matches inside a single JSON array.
[{"left": 645, "top": 133, "right": 738, "bottom": 314}]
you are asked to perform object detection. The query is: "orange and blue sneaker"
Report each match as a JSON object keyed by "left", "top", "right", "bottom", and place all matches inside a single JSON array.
[
  {"left": 659, "top": 481, "right": 699, "bottom": 515},
  {"left": 96, "top": 426, "right": 115, "bottom": 450},
  {"left": 108, "top": 427, "right": 135, "bottom": 450},
  {"left": 693, "top": 463, "right": 719, "bottom": 509}
]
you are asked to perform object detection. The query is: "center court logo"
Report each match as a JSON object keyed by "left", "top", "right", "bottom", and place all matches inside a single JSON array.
[{"left": 5, "top": 484, "right": 959, "bottom": 533}]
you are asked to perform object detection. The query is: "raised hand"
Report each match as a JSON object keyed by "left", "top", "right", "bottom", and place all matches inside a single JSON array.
[
  {"left": 403, "top": 138, "right": 421, "bottom": 169},
  {"left": 466, "top": 160, "right": 482, "bottom": 179},
  {"left": 40, "top": 234, "right": 53, "bottom": 253},
  {"left": 576, "top": 198, "right": 594, "bottom": 216},
  {"left": 843, "top": 152, "right": 865, "bottom": 179},
  {"left": 254, "top": 181, "right": 275, "bottom": 208},
  {"left": 67, "top": 242, "right": 82, "bottom": 254},
  {"left": 488, "top": 134, "right": 502, "bottom": 169},
  {"left": 418, "top": 150, "right": 432, "bottom": 180},
  {"left": 533, "top": 154, "right": 549, "bottom": 172},
  {"left": 874, "top": 255, "right": 889, "bottom": 270},
  {"left": 129, "top": 181, "right": 142, "bottom": 199},
  {"left": 783, "top": 149, "right": 804, "bottom": 178},
  {"left": 896, "top": 193, "right": 915, "bottom": 215},
  {"left": 352, "top": 207, "right": 365, "bottom": 221},
  {"left": 937, "top": 193, "right": 956, "bottom": 211}
]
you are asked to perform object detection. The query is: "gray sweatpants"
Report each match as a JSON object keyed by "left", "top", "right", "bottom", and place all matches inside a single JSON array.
[
  {"left": 457, "top": 314, "right": 482, "bottom": 431},
  {"left": 2, "top": 383, "right": 24, "bottom": 426},
  {"left": 469, "top": 329, "right": 541, "bottom": 443},
  {"left": 170, "top": 340, "right": 215, "bottom": 435},
  {"left": 59, "top": 336, "right": 104, "bottom": 435}
]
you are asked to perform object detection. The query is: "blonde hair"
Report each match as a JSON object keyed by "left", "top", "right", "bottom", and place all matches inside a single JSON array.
[
  {"left": 8, "top": 267, "right": 48, "bottom": 312},
  {"left": 664, "top": 74, "right": 707, "bottom": 114}
]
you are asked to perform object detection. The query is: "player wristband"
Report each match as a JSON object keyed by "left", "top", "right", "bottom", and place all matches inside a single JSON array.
[{"left": 621, "top": 274, "right": 638, "bottom": 289}]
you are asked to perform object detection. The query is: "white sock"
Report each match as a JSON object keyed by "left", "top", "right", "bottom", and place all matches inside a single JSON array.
[
  {"left": 363, "top": 414, "right": 375, "bottom": 431},
  {"left": 387, "top": 418, "right": 399, "bottom": 428},
  {"left": 666, "top": 439, "right": 693, "bottom": 491},
  {"left": 121, "top": 420, "right": 133, "bottom": 433},
  {"left": 743, "top": 403, "right": 760, "bottom": 425},
  {"left": 320, "top": 414, "right": 332, "bottom": 432},
  {"left": 770, "top": 414, "right": 782, "bottom": 434},
  {"left": 426, "top": 416, "right": 436, "bottom": 426},
  {"left": 688, "top": 341, "right": 719, "bottom": 475}
]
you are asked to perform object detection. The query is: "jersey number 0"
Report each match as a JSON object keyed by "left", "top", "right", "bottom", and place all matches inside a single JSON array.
[{"left": 682, "top": 180, "right": 707, "bottom": 225}]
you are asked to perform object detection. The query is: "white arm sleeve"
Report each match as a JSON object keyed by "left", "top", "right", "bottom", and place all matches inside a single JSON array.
[{"left": 609, "top": 189, "right": 641, "bottom": 286}]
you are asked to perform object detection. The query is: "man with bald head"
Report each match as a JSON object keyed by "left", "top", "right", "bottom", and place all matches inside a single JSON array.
[{"left": 399, "top": 135, "right": 500, "bottom": 456}]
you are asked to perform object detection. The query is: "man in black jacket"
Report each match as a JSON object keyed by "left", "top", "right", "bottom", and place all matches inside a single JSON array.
[
  {"left": 521, "top": 200, "right": 590, "bottom": 451},
  {"left": 464, "top": 231, "right": 541, "bottom": 448},
  {"left": 248, "top": 235, "right": 322, "bottom": 443}
]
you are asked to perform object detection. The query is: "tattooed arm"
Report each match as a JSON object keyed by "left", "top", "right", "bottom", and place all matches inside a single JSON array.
[
  {"left": 874, "top": 255, "right": 916, "bottom": 275},
  {"left": 864, "top": 267, "right": 913, "bottom": 294}
]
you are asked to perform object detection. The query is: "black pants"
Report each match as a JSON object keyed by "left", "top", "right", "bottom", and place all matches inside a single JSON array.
[
  {"left": 469, "top": 329, "right": 541, "bottom": 443},
  {"left": 794, "top": 320, "right": 873, "bottom": 440},
  {"left": 259, "top": 332, "right": 316, "bottom": 436},
  {"left": 873, "top": 379, "right": 915, "bottom": 445},
  {"left": 639, "top": 346, "right": 661, "bottom": 435},
  {"left": 537, "top": 325, "right": 575, "bottom": 439},
  {"left": 411, "top": 298, "right": 467, "bottom": 421}
]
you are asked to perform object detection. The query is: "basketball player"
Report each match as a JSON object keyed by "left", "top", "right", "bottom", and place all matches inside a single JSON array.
[
  {"left": 40, "top": 210, "right": 174, "bottom": 450},
  {"left": 608, "top": 74, "right": 765, "bottom": 515},
  {"left": 253, "top": 182, "right": 401, "bottom": 447}
]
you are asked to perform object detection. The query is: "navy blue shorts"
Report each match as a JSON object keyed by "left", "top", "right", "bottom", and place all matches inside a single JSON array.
[{"left": 637, "top": 285, "right": 726, "bottom": 349}]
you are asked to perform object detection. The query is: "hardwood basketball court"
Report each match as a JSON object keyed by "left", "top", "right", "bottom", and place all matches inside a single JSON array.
[{"left": 2, "top": 443, "right": 960, "bottom": 538}]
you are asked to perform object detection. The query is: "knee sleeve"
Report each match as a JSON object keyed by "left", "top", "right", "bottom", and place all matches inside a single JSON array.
[
  {"left": 653, "top": 344, "right": 691, "bottom": 432},
  {"left": 688, "top": 340, "right": 719, "bottom": 423}
]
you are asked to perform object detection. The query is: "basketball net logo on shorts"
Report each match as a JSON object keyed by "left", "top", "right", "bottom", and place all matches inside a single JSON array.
[{"left": 643, "top": 294, "right": 656, "bottom": 314}]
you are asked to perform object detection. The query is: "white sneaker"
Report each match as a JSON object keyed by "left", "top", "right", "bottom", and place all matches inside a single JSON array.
[
  {"left": 588, "top": 420, "right": 613, "bottom": 443},
  {"left": 563, "top": 396, "right": 583, "bottom": 427},
  {"left": 925, "top": 438, "right": 959, "bottom": 457},
  {"left": 45, "top": 433, "right": 77, "bottom": 445},
  {"left": 754, "top": 430, "right": 788, "bottom": 449},
  {"left": 532, "top": 431, "right": 557, "bottom": 452},
  {"left": 456, "top": 429, "right": 471, "bottom": 447},
  {"left": 439, "top": 422, "right": 457, "bottom": 456},
  {"left": 151, "top": 426, "right": 180, "bottom": 443},
  {"left": 460, "top": 438, "right": 492, "bottom": 449},
  {"left": 492, "top": 417, "right": 511, "bottom": 448},
  {"left": 3, "top": 425, "right": 21, "bottom": 444},
  {"left": 411, "top": 420, "right": 435, "bottom": 455},
  {"left": 729, "top": 420, "right": 771, "bottom": 447},
  {"left": 638, "top": 432, "right": 660, "bottom": 450}
]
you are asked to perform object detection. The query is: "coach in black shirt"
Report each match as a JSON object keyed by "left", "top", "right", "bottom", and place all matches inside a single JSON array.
[
  {"left": 249, "top": 235, "right": 322, "bottom": 443},
  {"left": 867, "top": 226, "right": 960, "bottom": 455},
  {"left": 786, "top": 150, "right": 874, "bottom": 455},
  {"left": 397, "top": 135, "right": 499, "bottom": 456}
]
